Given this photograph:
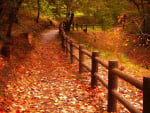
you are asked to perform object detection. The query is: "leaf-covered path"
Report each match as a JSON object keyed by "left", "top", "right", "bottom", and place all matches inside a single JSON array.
[{"left": 2, "top": 29, "right": 102, "bottom": 113}]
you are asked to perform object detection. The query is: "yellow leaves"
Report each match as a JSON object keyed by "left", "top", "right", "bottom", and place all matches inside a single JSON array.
[
  {"left": 122, "top": 43, "right": 128, "bottom": 46},
  {"left": 34, "top": 95, "right": 41, "bottom": 99},
  {"left": 87, "top": 105, "right": 96, "bottom": 112},
  {"left": 29, "top": 109, "right": 36, "bottom": 113},
  {"left": 58, "top": 101, "right": 63, "bottom": 104},
  {"left": 42, "top": 96, "right": 49, "bottom": 99}
]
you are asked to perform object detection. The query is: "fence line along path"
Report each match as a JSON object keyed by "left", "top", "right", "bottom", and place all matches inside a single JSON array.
[
  {"left": 70, "top": 23, "right": 102, "bottom": 32},
  {"left": 59, "top": 23, "right": 150, "bottom": 113}
]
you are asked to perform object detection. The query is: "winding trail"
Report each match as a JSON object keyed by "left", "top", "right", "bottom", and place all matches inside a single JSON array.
[
  {"left": 1, "top": 28, "right": 143, "bottom": 113},
  {"left": 4, "top": 29, "right": 102, "bottom": 113},
  {"left": 41, "top": 30, "right": 59, "bottom": 43}
]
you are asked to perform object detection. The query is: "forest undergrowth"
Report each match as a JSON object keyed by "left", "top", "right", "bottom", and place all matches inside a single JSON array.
[{"left": 67, "top": 27, "right": 150, "bottom": 78}]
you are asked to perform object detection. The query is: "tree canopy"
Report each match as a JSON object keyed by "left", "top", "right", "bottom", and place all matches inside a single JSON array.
[{"left": 0, "top": 0, "right": 150, "bottom": 37}]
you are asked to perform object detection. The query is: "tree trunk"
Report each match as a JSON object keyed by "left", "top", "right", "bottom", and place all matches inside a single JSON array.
[
  {"left": 6, "top": 10, "right": 14, "bottom": 37},
  {"left": 65, "top": 13, "right": 74, "bottom": 32},
  {"left": 6, "top": 0, "right": 23, "bottom": 37},
  {"left": 129, "top": 0, "right": 140, "bottom": 11},
  {"left": 36, "top": 0, "right": 40, "bottom": 23},
  {"left": 0, "top": 0, "right": 8, "bottom": 24},
  {"left": 68, "top": 13, "right": 74, "bottom": 31},
  {"left": 141, "top": 0, "right": 146, "bottom": 33},
  {"left": 14, "top": 0, "right": 23, "bottom": 24},
  {"left": 0, "top": 0, "right": 4, "bottom": 15}
]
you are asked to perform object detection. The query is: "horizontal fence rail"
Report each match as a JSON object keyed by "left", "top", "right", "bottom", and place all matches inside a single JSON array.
[
  {"left": 59, "top": 23, "right": 150, "bottom": 113},
  {"left": 71, "top": 23, "right": 102, "bottom": 32}
]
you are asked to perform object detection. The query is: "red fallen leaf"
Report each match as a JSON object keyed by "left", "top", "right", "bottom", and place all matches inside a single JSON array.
[
  {"left": 97, "top": 91, "right": 102, "bottom": 94},
  {"left": 86, "top": 89, "right": 91, "bottom": 93},
  {"left": 137, "top": 94, "right": 142, "bottom": 97},
  {"left": 121, "top": 91, "right": 125, "bottom": 94},
  {"left": 16, "top": 66, "right": 21, "bottom": 69},
  {"left": 0, "top": 65, "right": 3, "bottom": 68},
  {"left": 61, "top": 75, "right": 66, "bottom": 77},
  {"left": 16, "top": 110, "right": 20, "bottom": 113},
  {"left": 103, "top": 88, "right": 106, "bottom": 91},
  {"left": 90, "top": 94, "right": 95, "bottom": 97},
  {"left": 53, "top": 85, "right": 56, "bottom": 87},
  {"left": 76, "top": 104, "right": 80, "bottom": 108},
  {"left": 75, "top": 81, "right": 79, "bottom": 84},
  {"left": 0, "top": 108, "right": 3, "bottom": 113},
  {"left": 138, "top": 91, "right": 143, "bottom": 93},
  {"left": 5, "top": 101, "right": 10, "bottom": 105},
  {"left": 24, "top": 69, "right": 26, "bottom": 73},
  {"left": 23, "top": 101, "right": 27, "bottom": 104},
  {"left": 66, "top": 66, "right": 69, "bottom": 69}
]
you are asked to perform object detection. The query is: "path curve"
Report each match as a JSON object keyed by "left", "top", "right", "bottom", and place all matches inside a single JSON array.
[
  {"left": 41, "top": 30, "right": 59, "bottom": 44},
  {"left": 3, "top": 29, "right": 102, "bottom": 113}
]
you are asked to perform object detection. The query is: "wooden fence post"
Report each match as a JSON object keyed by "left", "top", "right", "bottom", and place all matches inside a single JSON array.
[
  {"left": 91, "top": 51, "right": 99, "bottom": 89},
  {"left": 143, "top": 75, "right": 150, "bottom": 113},
  {"left": 79, "top": 44, "right": 84, "bottom": 73},
  {"left": 70, "top": 40, "right": 74, "bottom": 64},
  {"left": 108, "top": 60, "right": 118, "bottom": 112},
  {"left": 76, "top": 24, "right": 78, "bottom": 31},
  {"left": 62, "top": 32, "right": 65, "bottom": 50},
  {"left": 66, "top": 37, "right": 69, "bottom": 57},
  {"left": 59, "top": 24, "right": 61, "bottom": 34},
  {"left": 86, "top": 25, "right": 87, "bottom": 31}
]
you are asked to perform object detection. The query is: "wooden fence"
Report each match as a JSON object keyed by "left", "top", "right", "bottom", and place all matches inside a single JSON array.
[
  {"left": 71, "top": 23, "right": 102, "bottom": 32},
  {"left": 59, "top": 23, "right": 150, "bottom": 113}
]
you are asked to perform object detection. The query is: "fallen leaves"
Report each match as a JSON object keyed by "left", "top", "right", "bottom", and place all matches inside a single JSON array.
[
  {"left": 16, "top": 110, "right": 20, "bottom": 113},
  {"left": 0, "top": 36, "right": 100, "bottom": 113},
  {"left": 0, "top": 29, "right": 144, "bottom": 113},
  {"left": 0, "top": 109, "right": 3, "bottom": 113}
]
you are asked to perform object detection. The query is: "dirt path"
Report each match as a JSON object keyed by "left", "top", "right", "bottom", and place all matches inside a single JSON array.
[
  {"left": 1, "top": 29, "right": 102, "bottom": 113},
  {"left": 41, "top": 30, "right": 59, "bottom": 44}
]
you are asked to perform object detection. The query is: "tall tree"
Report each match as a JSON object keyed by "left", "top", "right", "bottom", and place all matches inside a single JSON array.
[
  {"left": 6, "top": 0, "right": 24, "bottom": 37},
  {"left": 0, "top": 0, "right": 5, "bottom": 17},
  {"left": 36, "top": 0, "right": 40, "bottom": 23}
]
